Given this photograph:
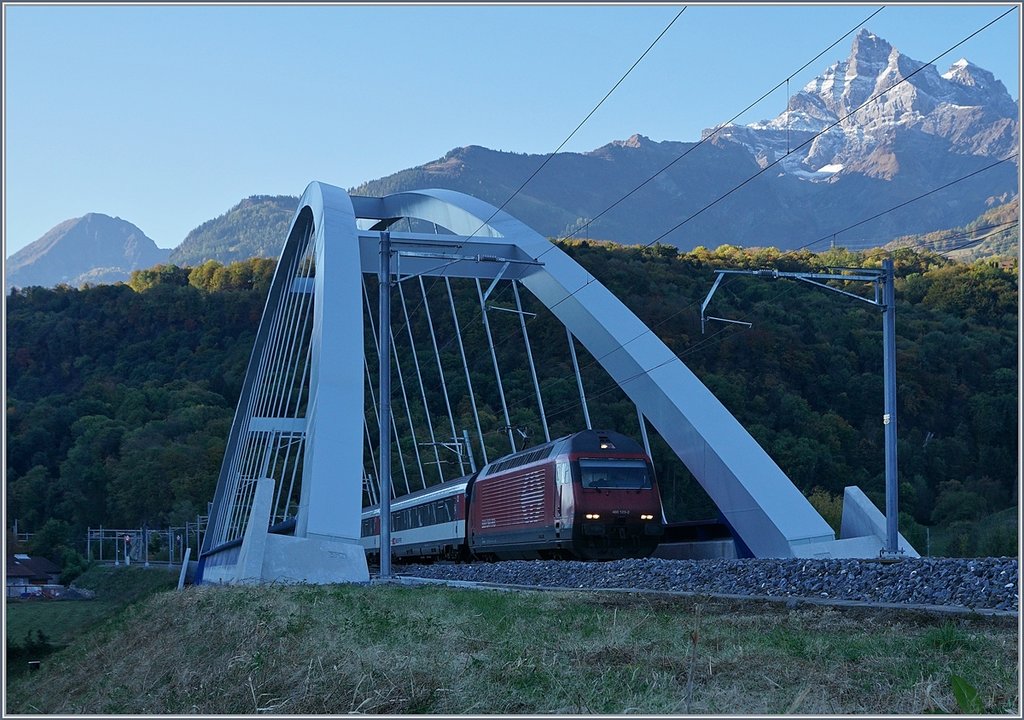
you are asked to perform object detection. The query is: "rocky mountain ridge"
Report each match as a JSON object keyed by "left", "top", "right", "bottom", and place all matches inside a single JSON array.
[{"left": 710, "top": 29, "right": 1018, "bottom": 179}]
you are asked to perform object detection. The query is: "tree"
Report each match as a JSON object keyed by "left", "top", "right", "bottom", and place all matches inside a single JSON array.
[
  {"left": 128, "top": 264, "right": 191, "bottom": 292},
  {"left": 28, "top": 518, "right": 73, "bottom": 561}
]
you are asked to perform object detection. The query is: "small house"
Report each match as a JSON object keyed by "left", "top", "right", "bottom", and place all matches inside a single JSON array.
[{"left": 5, "top": 554, "right": 63, "bottom": 598}]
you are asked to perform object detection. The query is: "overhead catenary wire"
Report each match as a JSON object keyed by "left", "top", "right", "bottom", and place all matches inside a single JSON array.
[
  {"left": 532, "top": 206, "right": 1021, "bottom": 422},
  {"left": 644, "top": 7, "right": 1018, "bottom": 250},
  {"left": 476, "top": 147, "right": 1021, "bottom": 418},
  {"left": 528, "top": 5, "right": 1018, "bottom": 326},
  {"left": 555, "top": 6, "right": 885, "bottom": 248},
  {"left": 485, "top": 147, "right": 1015, "bottom": 428},
  {"left": 422, "top": 9, "right": 876, "bottom": 317},
  {"left": 503, "top": 271, "right": 757, "bottom": 418},
  {"left": 388, "top": 5, "right": 690, "bottom": 344},
  {"left": 403, "top": 5, "right": 896, "bottom": 387},
  {"left": 401, "top": 4, "right": 1014, "bottom": 366},
  {"left": 542, "top": 321, "right": 740, "bottom": 422},
  {"left": 933, "top": 223, "right": 1020, "bottom": 257},
  {"left": 544, "top": 213, "right": 1021, "bottom": 423},
  {"left": 482, "top": 7, "right": 890, "bottom": 328},
  {"left": 377, "top": 6, "right": 1019, "bottom": 474},
  {"left": 539, "top": 275, "right": 815, "bottom": 423},
  {"left": 826, "top": 218, "right": 1021, "bottom": 253},
  {"left": 794, "top": 154, "right": 1020, "bottom": 252},
  {"left": 500, "top": 160, "right": 1020, "bottom": 417},
  {"left": 387, "top": 4, "right": 888, "bottom": 377},
  {"left": 461, "top": 6, "right": 689, "bottom": 243},
  {"left": 509, "top": 192, "right": 1020, "bottom": 418},
  {"left": 370, "top": 7, "right": 693, "bottom": 469},
  {"left": 439, "top": 161, "right": 1020, "bottom": 438}
]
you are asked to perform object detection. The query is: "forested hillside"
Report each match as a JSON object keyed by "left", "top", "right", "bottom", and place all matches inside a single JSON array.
[
  {"left": 5, "top": 246, "right": 1017, "bottom": 562},
  {"left": 5, "top": 260, "right": 275, "bottom": 560},
  {"left": 169, "top": 196, "right": 298, "bottom": 267}
]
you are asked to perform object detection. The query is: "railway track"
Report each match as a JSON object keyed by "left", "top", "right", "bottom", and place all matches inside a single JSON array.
[{"left": 371, "top": 556, "right": 1019, "bottom": 617}]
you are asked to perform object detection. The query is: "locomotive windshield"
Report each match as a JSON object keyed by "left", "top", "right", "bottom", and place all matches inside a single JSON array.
[{"left": 578, "top": 458, "right": 651, "bottom": 489}]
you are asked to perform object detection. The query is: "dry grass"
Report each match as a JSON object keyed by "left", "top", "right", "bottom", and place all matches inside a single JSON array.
[{"left": 5, "top": 583, "right": 1018, "bottom": 715}]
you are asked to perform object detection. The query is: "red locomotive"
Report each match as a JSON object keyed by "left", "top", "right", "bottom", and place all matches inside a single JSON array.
[{"left": 360, "top": 429, "right": 665, "bottom": 562}]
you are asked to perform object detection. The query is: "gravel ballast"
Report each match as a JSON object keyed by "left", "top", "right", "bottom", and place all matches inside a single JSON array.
[{"left": 398, "top": 556, "right": 1019, "bottom": 612}]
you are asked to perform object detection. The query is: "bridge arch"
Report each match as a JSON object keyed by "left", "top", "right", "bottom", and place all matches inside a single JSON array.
[{"left": 199, "top": 181, "right": 914, "bottom": 584}]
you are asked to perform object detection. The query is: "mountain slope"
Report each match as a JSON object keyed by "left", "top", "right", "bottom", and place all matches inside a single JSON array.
[
  {"left": 352, "top": 136, "right": 793, "bottom": 246},
  {"left": 5, "top": 214, "right": 170, "bottom": 292},
  {"left": 887, "top": 196, "right": 1020, "bottom": 261},
  {"left": 169, "top": 195, "right": 299, "bottom": 266}
]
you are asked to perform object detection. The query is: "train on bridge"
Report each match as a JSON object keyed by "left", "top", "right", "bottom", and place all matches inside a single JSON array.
[{"left": 360, "top": 429, "right": 665, "bottom": 562}]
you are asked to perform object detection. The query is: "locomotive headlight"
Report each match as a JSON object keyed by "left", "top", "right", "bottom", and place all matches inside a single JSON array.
[
  {"left": 585, "top": 513, "right": 601, "bottom": 520},
  {"left": 640, "top": 514, "right": 654, "bottom": 520}
]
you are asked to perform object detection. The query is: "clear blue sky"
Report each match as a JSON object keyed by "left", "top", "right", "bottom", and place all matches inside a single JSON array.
[{"left": 4, "top": 3, "right": 1020, "bottom": 255}]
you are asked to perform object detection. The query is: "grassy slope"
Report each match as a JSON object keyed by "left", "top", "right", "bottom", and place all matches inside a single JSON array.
[
  {"left": 5, "top": 582, "right": 1018, "bottom": 715},
  {"left": 6, "top": 566, "right": 177, "bottom": 652}
]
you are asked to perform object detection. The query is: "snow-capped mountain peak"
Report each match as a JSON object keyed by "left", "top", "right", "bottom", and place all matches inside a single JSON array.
[
  {"left": 941, "top": 57, "right": 1008, "bottom": 97},
  {"left": 704, "top": 29, "right": 1018, "bottom": 182},
  {"left": 942, "top": 58, "right": 971, "bottom": 78}
]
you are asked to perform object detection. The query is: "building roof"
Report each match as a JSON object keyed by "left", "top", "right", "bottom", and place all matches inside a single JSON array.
[
  {"left": 6, "top": 554, "right": 61, "bottom": 581},
  {"left": 6, "top": 563, "right": 35, "bottom": 579}
]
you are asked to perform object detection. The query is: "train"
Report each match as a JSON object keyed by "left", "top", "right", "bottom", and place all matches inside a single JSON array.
[{"left": 359, "top": 429, "right": 665, "bottom": 563}]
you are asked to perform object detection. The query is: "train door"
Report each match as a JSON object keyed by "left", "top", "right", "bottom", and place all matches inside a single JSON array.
[{"left": 554, "top": 460, "right": 571, "bottom": 538}]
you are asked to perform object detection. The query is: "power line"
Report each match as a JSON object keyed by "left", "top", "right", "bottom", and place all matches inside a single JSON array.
[
  {"left": 403, "top": 6, "right": 892, "bottom": 360},
  {"left": 645, "top": 6, "right": 1017, "bottom": 249},
  {"left": 480, "top": 150, "right": 1020, "bottom": 425},
  {"left": 536, "top": 5, "right": 1017, "bottom": 320},
  {"left": 836, "top": 218, "right": 1020, "bottom": 253},
  {"left": 390, "top": 6, "right": 688, "bottom": 341},
  {"left": 403, "top": 3, "right": 884, "bottom": 346},
  {"left": 533, "top": 212, "right": 1021, "bottom": 422},
  {"left": 505, "top": 172, "right": 1019, "bottom": 420},
  {"left": 797, "top": 155, "right": 1020, "bottom": 252},
  {"left": 440, "top": 149, "right": 1015, "bottom": 428},
  {"left": 463, "top": 6, "right": 688, "bottom": 241},
  {"left": 556, "top": 6, "right": 885, "bottom": 246},
  {"left": 392, "top": 7, "right": 1019, "bottom": 443},
  {"left": 934, "top": 223, "right": 1020, "bottom": 256}
]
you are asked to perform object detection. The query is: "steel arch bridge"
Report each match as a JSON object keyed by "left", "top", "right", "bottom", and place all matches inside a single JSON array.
[{"left": 197, "top": 181, "right": 916, "bottom": 585}]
